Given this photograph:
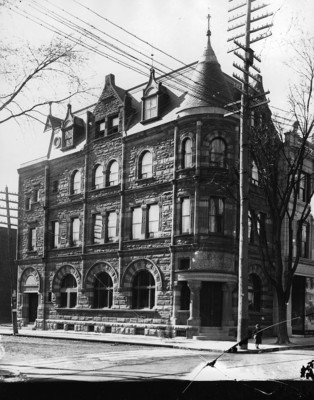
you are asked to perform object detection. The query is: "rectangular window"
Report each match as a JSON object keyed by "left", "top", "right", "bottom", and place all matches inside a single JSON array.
[
  {"left": 209, "top": 197, "right": 224, "bottom": 233},
  {"left": 93, "top": 214, "right": 102, "bottom": 244},
  {"left": 301, "top": 223, "right": 309, "bottom": 258},
  {"left": 72, "top": 218, "right": 80, "bottom": 246},
  {"left": 181, "top": 198, "right": 191, "bottom": 234},
  {"left": 108, "top": 115, "right": 119, "bottom": 135},
  {"left": 52, "top": 221, "right": 60, "bottom": 248},
  {"left": 148, "top": 204, "right": 159, "bottom": 237},
  {"left": 96, "top": 120, "right": 106, "bottom": 137},
  {"left": 132, "top": 207, "right": 142, "bottom": 240},
  {"left": 298, "top": 172, "right": 310, "bottom": 202},
  {"left": 64, "top": 129, "right": 73, "bottom": 147},
  {"left": 25, "top": 197, "right": 31, "bottom": 211},
  {"left": 107, "top": 211, "right": 117, "bottom": 241},
  {"left": 52, "top": 180, "right": 58, "bottom": 193},
  {"left": 29, "top": 228, "right": 36, "bottom": 251},
  {"left": 144, "top": 96, "right": 157, "bottom": 120},
  {"left": 33, "top": 189, "right": 39, "bottom": 203}
]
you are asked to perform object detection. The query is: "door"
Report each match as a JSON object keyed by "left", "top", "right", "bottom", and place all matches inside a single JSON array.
[
  {"left": 28, "top": 293, "right": 38, "bottom": 323},
  {"left": 200, "top": 282, "right": 222, "bottom": 326}
]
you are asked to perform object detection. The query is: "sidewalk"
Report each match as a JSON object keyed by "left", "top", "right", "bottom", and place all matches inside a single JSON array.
[{"left": 0, "top": 323, "right": 313, "bottom": 354}]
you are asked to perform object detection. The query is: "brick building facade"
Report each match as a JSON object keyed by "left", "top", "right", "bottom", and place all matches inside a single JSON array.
[{"left": 16, "top": 29, "right": 314, "bottom": 339}]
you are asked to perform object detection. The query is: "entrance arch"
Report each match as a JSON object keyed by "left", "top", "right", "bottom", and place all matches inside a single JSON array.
[{"left": 20, "top": 267, "right": 40, "bottom": 325}]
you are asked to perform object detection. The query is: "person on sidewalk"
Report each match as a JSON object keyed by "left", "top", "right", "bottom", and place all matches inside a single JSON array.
[{"left": 252, "top": 324, "right": 262, "bottom": 349}]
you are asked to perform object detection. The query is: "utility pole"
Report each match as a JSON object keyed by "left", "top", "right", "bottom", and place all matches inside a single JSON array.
[
  {"left": 0, "top": 187, "right": 19, "bottom": 335},
  {"left": 226, "top": 0, "right": 272, "bottom": 348}
]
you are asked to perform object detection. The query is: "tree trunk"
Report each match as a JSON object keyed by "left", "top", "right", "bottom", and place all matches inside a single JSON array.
[{"left": 276, "top": 291, "right": 290, "bottom": 344}]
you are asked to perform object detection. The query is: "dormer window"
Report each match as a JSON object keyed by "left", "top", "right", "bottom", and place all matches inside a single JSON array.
[
  {"left": 64, "top": 128, "right": 73, "bottom": 148},
  {"left": 141, "top": 68, "right": 166, "bottom": 123},
  {"left": 144, "top": 92, "right": 157, "bottom": 120}
]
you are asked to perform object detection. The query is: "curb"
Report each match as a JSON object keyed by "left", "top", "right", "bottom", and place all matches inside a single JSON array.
[{"left": 1, "top": 329, "right": 313, "bottom": 354}]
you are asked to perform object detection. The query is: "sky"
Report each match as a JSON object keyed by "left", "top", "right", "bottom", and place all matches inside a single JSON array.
[{"left": 0, "top": 0, "right": 314, "bottom": 202}]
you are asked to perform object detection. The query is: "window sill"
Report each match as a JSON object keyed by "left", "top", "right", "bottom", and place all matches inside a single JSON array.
[
  {"left": 135, "top": 177, "right": 155, "bottom": 184},
  {"left": 26, "top": 250, "right": 37, "bottom": 254}
]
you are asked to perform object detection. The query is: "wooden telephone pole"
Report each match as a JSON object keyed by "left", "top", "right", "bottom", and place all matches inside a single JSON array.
[
  {"left": 0, "top": 187, "right": 19, "bottom": 335},
  {"left": 226, "top": 0, "right": 272, "bottom": 348}
]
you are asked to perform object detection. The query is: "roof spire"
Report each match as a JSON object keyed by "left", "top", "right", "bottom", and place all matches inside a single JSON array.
[{"left": 207, "top": 13, "right": 211, "bottom": 37}]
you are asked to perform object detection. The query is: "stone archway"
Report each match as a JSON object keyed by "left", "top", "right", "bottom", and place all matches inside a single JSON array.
[
  {"left": 19, "top": 267, "right": 41, "bottom": 326},
  {"left": 84, "top": 262, "right": 118, "bottom": 307},
  {"left": 51, "top": 265, "right": 81, "bottom": 306},
  {"left": 122, "top": 259, "right": 163, "bottom": 308}
]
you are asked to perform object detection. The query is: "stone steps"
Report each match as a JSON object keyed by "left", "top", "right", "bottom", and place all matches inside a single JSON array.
[{"left": 193, "top": 326, "right": 232, "bottom": 340}]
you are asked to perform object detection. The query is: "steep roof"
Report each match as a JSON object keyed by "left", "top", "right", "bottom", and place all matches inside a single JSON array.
[{"left": 178, "top": 29, "right": 234, "bottom": 113}]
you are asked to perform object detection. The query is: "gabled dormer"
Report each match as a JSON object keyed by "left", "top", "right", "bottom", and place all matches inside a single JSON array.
[
  {"left": 60, "top": 103, "right": 85, "bottom": 151},
  {"left": 141, "top": 67, "right": 167, "bottom": 124},
  {"left": 93, "top": 74, "right": 127, "bottom": 139}
]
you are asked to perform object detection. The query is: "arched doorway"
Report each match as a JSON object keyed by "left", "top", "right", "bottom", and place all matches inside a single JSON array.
[{"left": 21, "top": 273, "right": 39, "bottom": 325}]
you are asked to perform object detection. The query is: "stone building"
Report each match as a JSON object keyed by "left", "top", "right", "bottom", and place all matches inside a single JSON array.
[{"left": 16, "top": 27, "right": 314, "bottom": 339}]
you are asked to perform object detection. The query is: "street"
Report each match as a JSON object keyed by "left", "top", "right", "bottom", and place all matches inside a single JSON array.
[
  {"left": 0, "top": 336, "right": 211, "bottom": 382},
  {"left": 1, "top": 336, "right": 314, "bottom": 400}
]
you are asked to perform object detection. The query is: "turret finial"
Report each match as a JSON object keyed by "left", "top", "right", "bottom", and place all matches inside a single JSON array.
[{"left": 207, "top": 13, "right": 211, "bottom": 37}]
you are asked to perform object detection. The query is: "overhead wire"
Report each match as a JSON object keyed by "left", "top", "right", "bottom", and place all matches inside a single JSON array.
[
  {"left": 37, "top": 0, "right": 233, "bottom": 108},
  {"left": 26, "top": 0, "right": 235, "bottom": 109}
]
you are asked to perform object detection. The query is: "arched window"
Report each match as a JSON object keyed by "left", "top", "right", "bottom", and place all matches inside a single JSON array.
[
  {"left": 93, "top": 272, "right": 113, "bottom": 308},
  {"left": 139, "top": 151, "right": 152, "bottom": 179},
  {"left": 248, "top": 273, "right": 261, "bottom": 312},
  {"left": 209, "top": 138, "right": 226, "bottom": 168},
  {"left": 180, "top": 281, "right": 190, "bottom": 310},
  {"left": 71, "top": 170, "right": 81, "bottom": 194},
  {"left": 251, "top": 161, "right": 259, "bottom": 185},
  {"left": 132, "top": 270, "right": 155, "bottom": 309},
  {"left": 108, "top": 160, "right": 119, "bottom": 186},
  {"left": 93, "top": 165, "right": 103, "bottom": 189},
  {"left": 182, "top": 138, "right": 192, "bottom": 168},
  {"left": 60, "top": 274, "right": 77, "bottom": 308}
]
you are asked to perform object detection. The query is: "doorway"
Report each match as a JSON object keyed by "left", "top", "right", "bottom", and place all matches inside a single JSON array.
[
  {"left": 200, "top": 282, "right": 222, "bottom": 326},
  {"left": 28, "top": 293, "right": 38, "bottom": 323}
]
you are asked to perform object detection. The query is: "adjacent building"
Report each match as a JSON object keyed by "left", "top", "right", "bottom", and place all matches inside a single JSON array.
[{"left": 16, "top": 27, "right": 314, "bottom": 338}]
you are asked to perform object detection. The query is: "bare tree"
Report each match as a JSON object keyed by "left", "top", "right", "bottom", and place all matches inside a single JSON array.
[
  {"left": 0, "top": 37, "right": 88, "bottom": 126},
  {"left": 249, "top": 37, "right": 314, "bottom": 344}
]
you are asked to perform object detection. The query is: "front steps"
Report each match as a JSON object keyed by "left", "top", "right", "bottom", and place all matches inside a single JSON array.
[{"left": 193, "top": 326, "right": 233, "bottom": 341}]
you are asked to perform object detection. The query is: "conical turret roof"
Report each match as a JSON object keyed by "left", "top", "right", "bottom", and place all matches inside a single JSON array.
[{"left": 178, "top": 28, "right": 234, "bottom": 114}]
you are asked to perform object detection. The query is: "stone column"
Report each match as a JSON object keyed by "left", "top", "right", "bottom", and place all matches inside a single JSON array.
[
  {"left": 171, "top": 281, "right": 180, "bottom": 325},
  {"left": 187, "top": 281, "right": 201, "bottom": 326},
  {"left": 222, "top": 282, "right": 236, "bottom": 327}
]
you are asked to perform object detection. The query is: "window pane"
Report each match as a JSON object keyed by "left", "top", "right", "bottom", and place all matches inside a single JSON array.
[
  {"left": 109, "top": 161, "right": 119, "bottom": 186},
  {"left": 94, "top": 165, "right": 103, "bottom": 189},
  {"left": 144, "top": 96, "right": 157, "bottom": 119},
  {"left": 148, "top": 204, "right": 159, "bottom": 237},
  {"left": 209, "top": 197, "right": 224, "bottom": 233},
  {"left": 132, "top": 207, "right": 142, "bottom": 239},
  {"left": 69, "top": 292, "right": 77, "bottom": 308},
  {"left": 73, "top": 171, "right": 81, "bottom": 194},
  {"left": 107, "top": 212, "right": 117, "bottom": 241},
  {"left": 183, "top": 139, "right": 192, "bottom": 168},
  {"left": 72, "top": 218, "right": 80, "bottom": 245},
  {"left": 53, "top": 221, "right": 59, "bottom": 248},
  {"left": 132, "top": 270, "right": 155, "bottom": 309},
  {"left": 181, "top": 198, "right": 190, "bottom": 233},
  {"left": 141, "top": 152, "right": 152, "bottom": 178},
  {"left": 93, "top": 214, "right": 102, "bottom": 244},
  {"left": 30, "top": 228, "right": 36, "bottom": 250},
  {"left": 210, "top": 139, "right": 226, "bottom": 167}
]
